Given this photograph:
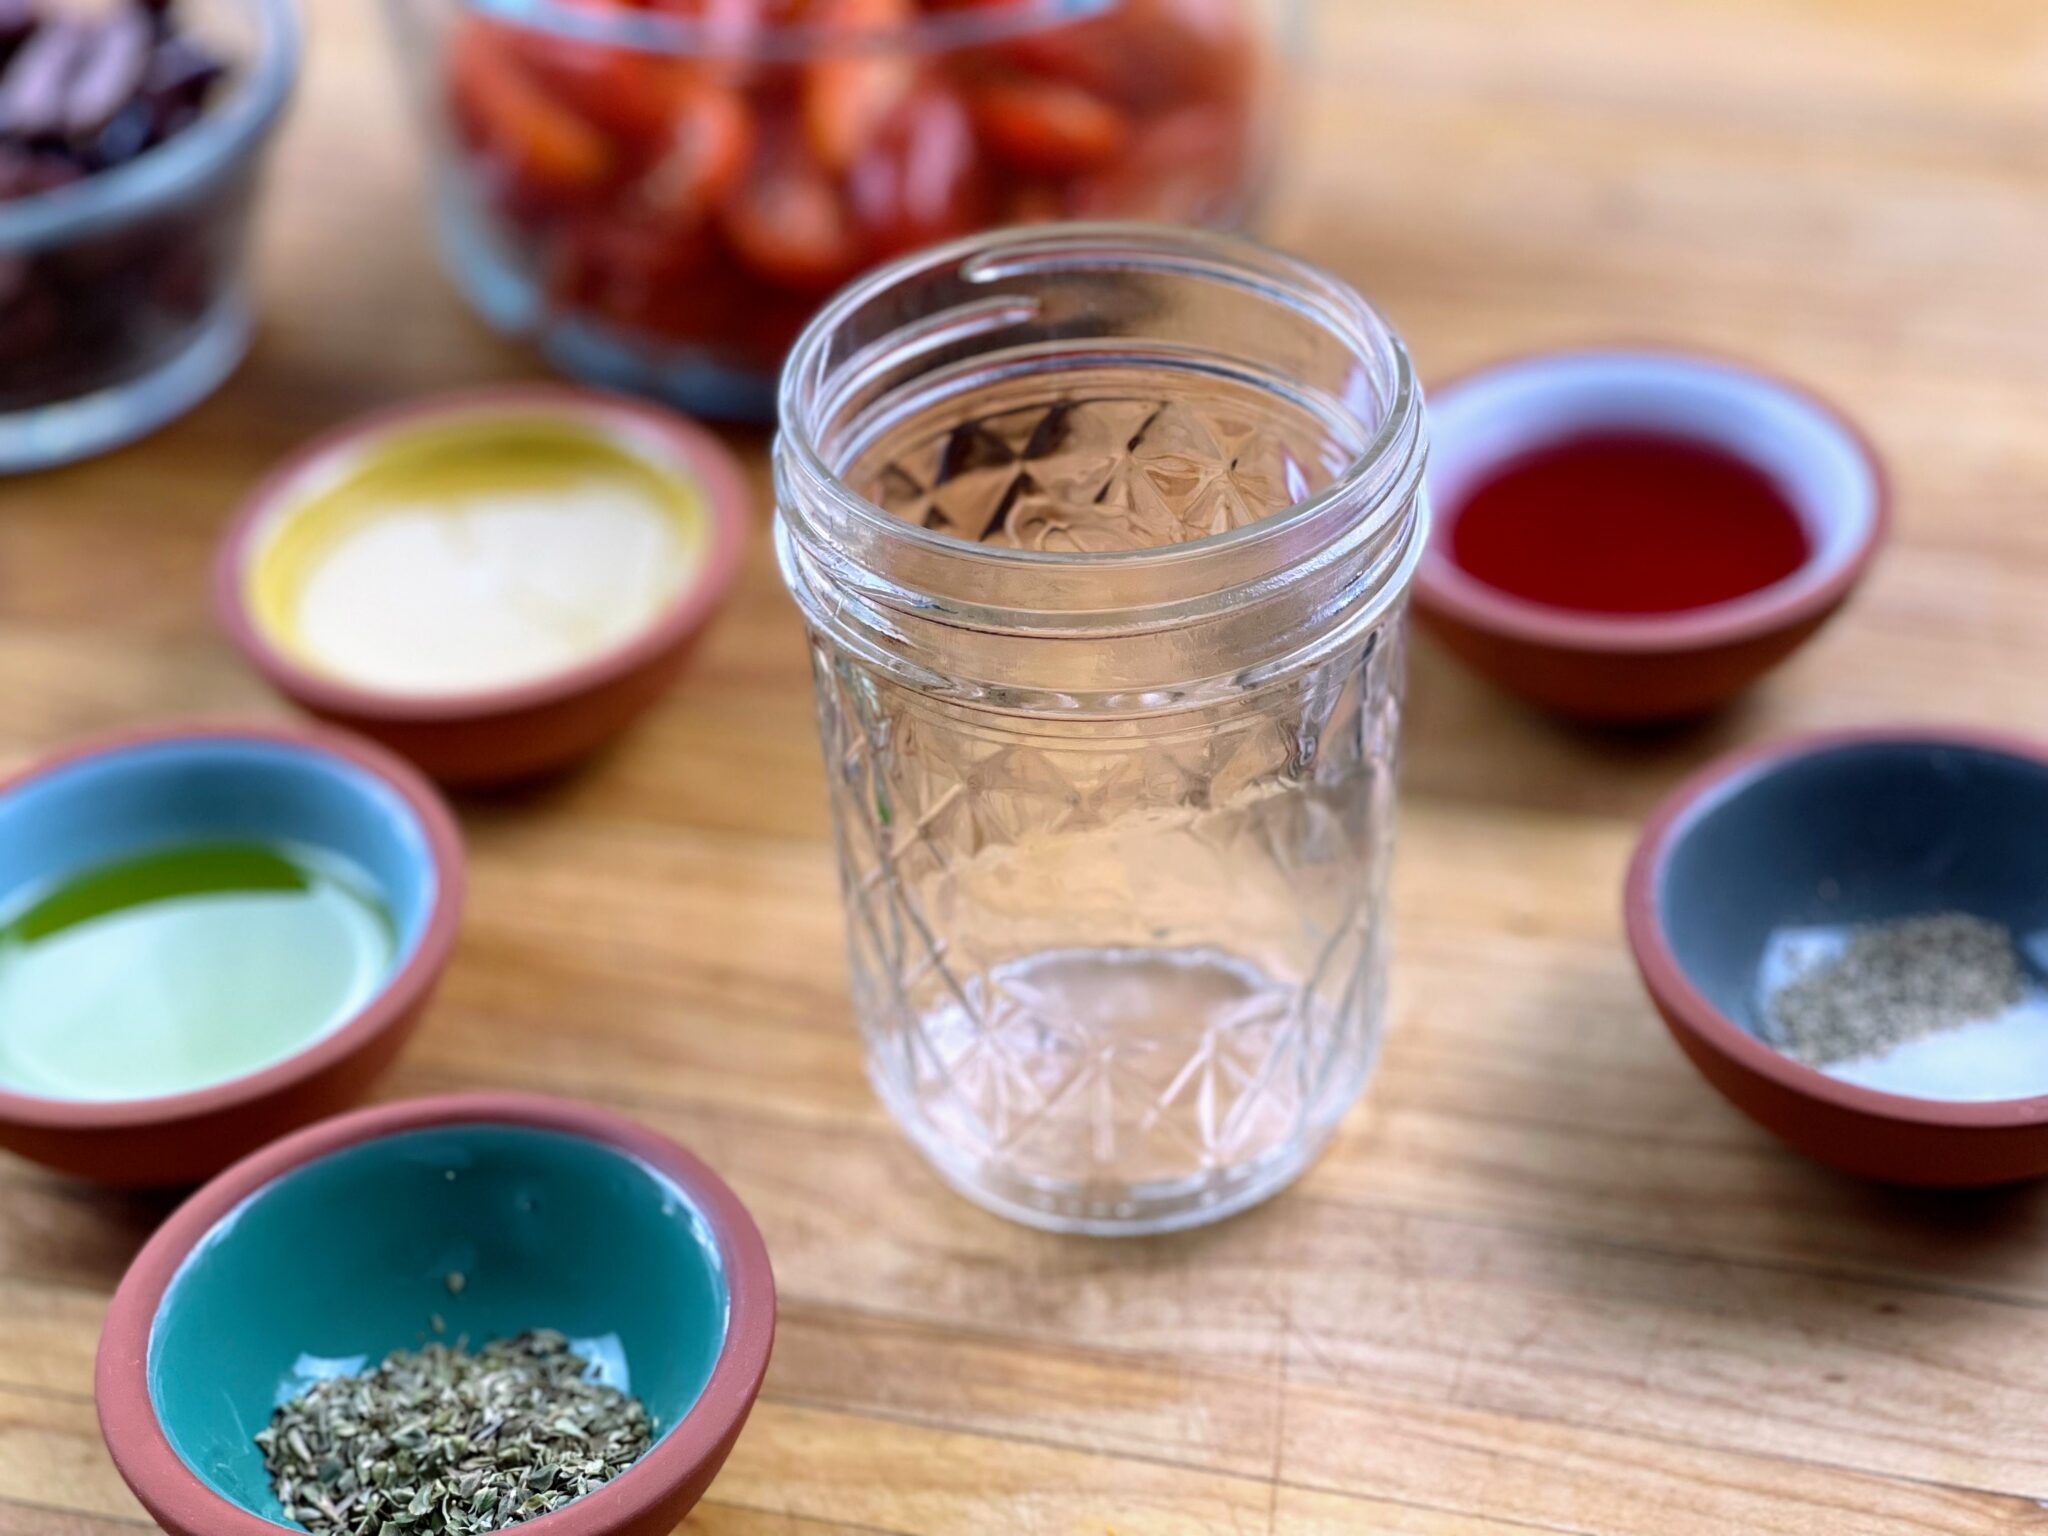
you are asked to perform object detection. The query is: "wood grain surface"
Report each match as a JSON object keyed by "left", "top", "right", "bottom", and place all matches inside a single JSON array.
[{"left": 7, "top": 1, "right": 2048, "bottom": 1531}]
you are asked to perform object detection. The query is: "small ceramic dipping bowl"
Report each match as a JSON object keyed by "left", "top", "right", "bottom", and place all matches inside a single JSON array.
[
  {"left": 0, "top": 722, "right": 460, "bottom": 1184},
  {"left": 1416, "top": 349, "right": 1887, "bottom": 721},
  {"left": 1626, "top": 727, "right": 2048, "bottom": 1185},
  {"left": 217, "top": 386, "right": 751, "bottom": 787},
  {"left": 98, "top": 1094, "right": 775, "bottom": 1536}
]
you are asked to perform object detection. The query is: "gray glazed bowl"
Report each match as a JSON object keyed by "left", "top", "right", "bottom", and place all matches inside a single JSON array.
[{"left": 1625, "top": 727, "right": 2048, "bottom": 1185}]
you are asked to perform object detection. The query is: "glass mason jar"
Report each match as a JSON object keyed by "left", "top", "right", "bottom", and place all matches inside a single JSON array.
[
  {"left": 776, "top": 225, "right": 1428, "bottom": 1234},
  {"left": 382, "top": 0, "right": 1301, "bottom": 420}
]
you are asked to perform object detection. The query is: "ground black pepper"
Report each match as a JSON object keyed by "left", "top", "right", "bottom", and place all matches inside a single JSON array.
[{"left": 1767, "top": 911, "right": 2026, "bottom": 1066}]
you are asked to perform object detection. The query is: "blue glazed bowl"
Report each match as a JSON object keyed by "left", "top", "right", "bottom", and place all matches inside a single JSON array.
[
  {"left": 97, "top": 1094, "right": 776, "bottom": 1536},
  {"left": 1626, "top": 727, "right": 2048, "bottom": 1185},
  {"left": 0, "top": 721, "right": 461, "bottom": 1183}
]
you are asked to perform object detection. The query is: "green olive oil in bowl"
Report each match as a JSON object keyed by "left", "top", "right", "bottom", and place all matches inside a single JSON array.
[{"left": 0, "top": 840, "right": 395, "bottom": 1102}]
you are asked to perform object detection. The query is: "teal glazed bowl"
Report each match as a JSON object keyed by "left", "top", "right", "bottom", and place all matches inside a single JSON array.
[{"left": 96, "top": 1094, "right": 776, "bottom": 1536}]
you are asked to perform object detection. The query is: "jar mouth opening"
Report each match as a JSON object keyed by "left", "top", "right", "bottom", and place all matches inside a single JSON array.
[
  {"left": 465, "top": 0, "right": 1117, "bottom": 60},
  {"left": 775, "top": 223, "right": 1427, "bottom": 586}
]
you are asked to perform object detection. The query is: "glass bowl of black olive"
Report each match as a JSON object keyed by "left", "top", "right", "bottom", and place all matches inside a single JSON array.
[{"left": 0, "top": 0, "right": 297, "bottom": 472}]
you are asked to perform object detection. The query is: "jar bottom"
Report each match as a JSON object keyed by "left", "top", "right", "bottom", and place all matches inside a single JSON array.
[
  {"left": 0, "top": 296, "right": 251, "bottom": 474},
  {"left": 863, "top": 943, "right": 1382, "bottom": 1236}
]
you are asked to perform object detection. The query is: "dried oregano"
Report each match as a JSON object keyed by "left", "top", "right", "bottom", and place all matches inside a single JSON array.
[{"left": 256, "top": 1329, "right": 653, "bottom": 1536}]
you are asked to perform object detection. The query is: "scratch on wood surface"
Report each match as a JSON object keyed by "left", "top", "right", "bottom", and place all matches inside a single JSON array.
[{"left": 1264, "top": 1289, "right": 1288, "bottom": 1536}]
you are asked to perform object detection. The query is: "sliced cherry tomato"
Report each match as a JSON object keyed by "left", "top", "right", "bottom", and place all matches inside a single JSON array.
[
  {"left": 848, "top": 83, "right": 987, "bottom": 258},
  {"left": 800, "top": 0, "right": 916, "bottom": 169},
  {"left": 570, "top": 236, "right": 813, "bottom": 366},
  {"left": 1151, "top": 0, "right": 1249, "bottom": 55},
  {"left": 988, "top": 9, "right": 1127, "bottom": 101},
  {"left": 448, "top": 20, "right": 616, "bottom": 200},
  {"left": 993, "top": 179, "right": 1065, "bottom": 225},
  {"left": 1129, "top": 0, "right": 1256, "bottom": 107},
  {"left": 497, "top": 30, "right": 681, "bottom": 158},
  {"left": 719, "top": 124, "right": 866, "bottom": 293},
  {"left": 994, "top": 0, "right": 1251, "bottom": 113},
  {"left": 632, "top": 79, "right": 754, "bottom": 224},
  {"left": 551, "top": 211, "right": 721, "bottom": 332},
  {"left": 1067, "top": 103, "right": 1249, "bottom": 222},
  {"left": 970, "top": 75, "right": 1128, "bottom": 175}
]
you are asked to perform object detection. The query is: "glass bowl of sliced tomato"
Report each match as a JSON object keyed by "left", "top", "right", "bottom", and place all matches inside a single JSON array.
[{"left": 384, "top": 0, "right": 1298, "bottom": 419}]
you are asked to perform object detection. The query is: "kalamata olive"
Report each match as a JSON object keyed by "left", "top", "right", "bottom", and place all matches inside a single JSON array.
[
  {"left": 63, "top": 11, "right": 152, "bottom": 138},
  {"left": 0, "top": 140, "right": 76, "bottom": 195},
  {"left": 0, "top": 0, "right": 35, "bottom": 72},
  {"left": 0, "top": 2, "right": 227, "bottom": 173},
  {"left": 140, "top": 34, "right": 225, "bottom": 115},
  {"left": 0, "top": 19, "right": 87, "bottom": 142},
  {"left": 0, "top": 0, "right": 247, "bottom": 427},
  {"left": 88, "top": 94, "right": 152, "bottom": 166}
]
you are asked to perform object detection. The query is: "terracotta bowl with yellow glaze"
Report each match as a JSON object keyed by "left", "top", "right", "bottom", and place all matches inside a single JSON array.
[{"left": 217, "top": 387, "right": 751, "bottom": 787}]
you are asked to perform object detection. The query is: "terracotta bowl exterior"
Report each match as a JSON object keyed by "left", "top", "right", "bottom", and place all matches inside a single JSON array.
[
  {"left": 1625, "top": 727, "right": 2048, "bottom": 1185},
  {"left": 1418, "top": 604, "right": 1846, "bottom": 721},
  {"left": 1416, "top": 349, "right": 1888, "bottom": 722},
  {"left": 97, "top": 1093, "right": 776, "bottom": 1536},
  {"left": 216, "top": 386, "right": 751, "bottom": 787},
  {"left": 0, "top": 721, "right": 461, "bottom": 1185}
]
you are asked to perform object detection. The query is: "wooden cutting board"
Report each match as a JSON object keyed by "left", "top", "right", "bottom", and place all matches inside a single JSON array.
[{"left": 6, "top": 1, "right": 2048, "bottom": 1530}]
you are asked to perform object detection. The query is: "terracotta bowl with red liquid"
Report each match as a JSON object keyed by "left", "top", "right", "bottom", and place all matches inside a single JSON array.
[{"left": 1414, "top": 349, "right": 1888, "bottom": 722}]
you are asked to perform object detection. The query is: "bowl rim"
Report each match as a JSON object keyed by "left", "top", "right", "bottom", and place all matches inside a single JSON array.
[
  {"left": 1414, "top": 345, "right": 1891, "bottom": 655},
  {"left": 1624, "top": 723, "right": 2048, "bottom": 1130},
  {"left": 0, "top": 719, "right": 462, "bottom": 1131},
  {"left": 214, "top": 384, "right": 751, "bottom": 725},
  {"left": 464, "top": 0, "right": 1117, "bottom": 60},
  {"left": 96, "top": 1092, "right": 778, "bottom": 1536},
  {"left": 0, "top": 0, "right": 300, "bottom": 248}
]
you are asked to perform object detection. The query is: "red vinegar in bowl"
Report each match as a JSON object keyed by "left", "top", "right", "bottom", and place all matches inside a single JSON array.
[
  {"left": 1446, "top": 429, "right": 1811, "bottom": 615},
  {"left": 1414, "top": 349, "right": 1886, "bottom": 720}
]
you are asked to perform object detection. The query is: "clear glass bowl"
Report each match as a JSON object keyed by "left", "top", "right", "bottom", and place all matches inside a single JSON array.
[
  {"left": 385, "top": 0, "right": 1300, "bottom": 420},
  {"left": 0, "top": 0, "right": 299, "bottom": 474}
]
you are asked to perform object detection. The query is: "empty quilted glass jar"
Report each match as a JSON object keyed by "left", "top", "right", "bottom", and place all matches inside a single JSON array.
[{"left": 776, "top": 225, "right": 1427, "bottom": 1234}]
